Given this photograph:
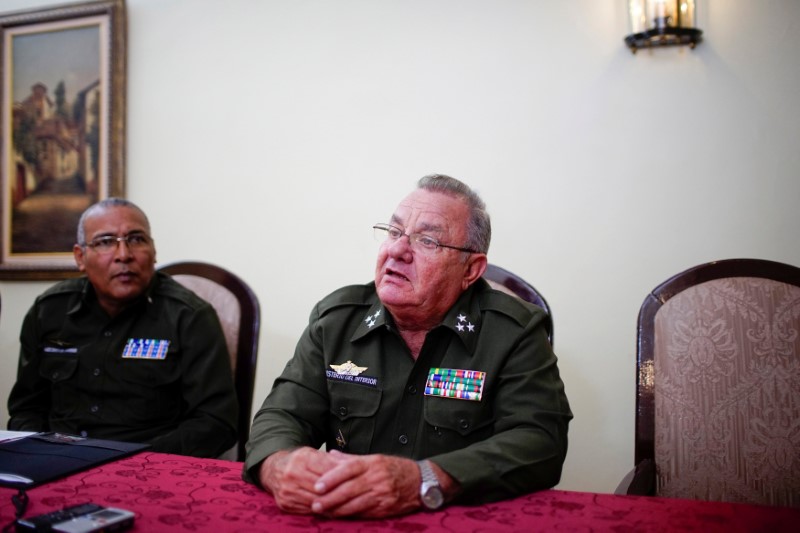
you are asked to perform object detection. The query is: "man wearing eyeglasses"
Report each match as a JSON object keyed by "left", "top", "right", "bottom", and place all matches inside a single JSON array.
[
  {"left": 7, "top": 198, "right": 237, "bottom": 458},
  {"left": 244, "top": 174, "right": 571, "bottom": 517}
]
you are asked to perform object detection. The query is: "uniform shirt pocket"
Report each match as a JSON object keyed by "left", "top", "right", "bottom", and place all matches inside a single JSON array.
[
  {"left": 117, "top": 346, "right": 181, "bottom": 387},
  {"left": 327, "top": 381, "right": 382, "bottom": 453},
  {"left": 423, "top": 397, "right": 496, "bottom": 455},
  {"left": 113, "top": 345, "right": 182, "bottom": 424},
  {"left": 39, "top": 354, "right": 79, "bottom": 383},
  {"left": 328, "top": 380, "right": 382, "bottom": 420}
]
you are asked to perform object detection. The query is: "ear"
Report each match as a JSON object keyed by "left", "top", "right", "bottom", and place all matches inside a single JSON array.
[
  {"left": 73, "top": 244, "right": 87, "bottom": 272},
  {"left": 462, "top": 253, "right": 488, "bottom": 290}
]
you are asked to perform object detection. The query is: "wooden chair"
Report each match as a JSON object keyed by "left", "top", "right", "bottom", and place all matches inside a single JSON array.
[
  {"left": 158, "top": 261, "right": 260, "bottom": 462},
  {"left": 617, "top": 258, "right": 800, "bottom": 507},
  {"left": 483, "top": 263, "right": 553, "bottom": 346}
]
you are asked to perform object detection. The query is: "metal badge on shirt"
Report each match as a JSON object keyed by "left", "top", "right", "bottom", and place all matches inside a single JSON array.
[
  {"left": 326, "top": 360, "right": 378, "bottom": 388},
  {"left": 424, "top": 367, "right": 486, "bottom": 401},
  {"left": 121, "top": 338, "right": 170, "bottom": 360}
]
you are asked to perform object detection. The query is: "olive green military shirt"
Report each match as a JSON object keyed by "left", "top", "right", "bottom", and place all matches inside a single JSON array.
[
  {"left": 244, "top": 279, "right": 571, "bottom": 503},
  {"left": 7, "top": 273, "right": 238, "bottom": 458}
]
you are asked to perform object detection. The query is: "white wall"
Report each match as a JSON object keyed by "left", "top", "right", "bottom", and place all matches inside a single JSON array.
[{"left": 2, "top": 0, "right": 799, "bottom": 494}]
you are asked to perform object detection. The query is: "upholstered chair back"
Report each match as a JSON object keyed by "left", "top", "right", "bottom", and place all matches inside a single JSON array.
[
  {"left": 158, "top": 261, "right": 260, "bottom": 462},
  {"left": 169, "top": 275, "right": 241, "bottom": 373},
  {"left": 652, "top": 276, "right": 800, "bottom": 507}
]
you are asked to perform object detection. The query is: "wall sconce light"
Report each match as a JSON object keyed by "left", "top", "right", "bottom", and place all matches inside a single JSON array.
[{"left": 625, "top": 0, "right": 702, "bottom": 53}]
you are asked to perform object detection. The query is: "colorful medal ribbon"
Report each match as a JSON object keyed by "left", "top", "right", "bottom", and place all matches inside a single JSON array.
[
  {"left": 121, "top": 338, "right": 170, "bottom": 359},
  {"left": 424, "top": 367, "right": 485, "bottom": 401}
]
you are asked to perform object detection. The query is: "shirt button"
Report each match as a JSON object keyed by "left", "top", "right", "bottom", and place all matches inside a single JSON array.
[
  {"left": 93, "top": 368, "right": 101, "bottom": 376},
  {"left": 104, "top": 331, "right": 112, "bottom": 337},
  {"left": 407, "top": 385, "right": 417, "bottom": 395},
  {"left": 90, "top": 405, "right": 99, "bottom": 413},
  {"left": 459, "top": 418, "right": 470, "bottom": 430},
  {"left": 338, "top": 406, "right": 348, "bottom": 417},
  {"left": 398, "top": 434, "right": 409, "bottom": 445}
]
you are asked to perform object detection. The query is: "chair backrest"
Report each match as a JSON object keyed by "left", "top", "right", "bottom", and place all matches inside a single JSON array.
[
  {"left": 635, "top": 258, "right": 800, "bottom": 507},
  {"left": 158, "top": 261, "right": 260, "bottom": 462},
  {"left": 483, "top": 263, "right": 553, "bottom": 346}
]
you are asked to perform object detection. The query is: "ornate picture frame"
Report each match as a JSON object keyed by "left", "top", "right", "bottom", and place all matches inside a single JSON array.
[{"left": 0, "top": 0, "right": 126, "bottom": 280}]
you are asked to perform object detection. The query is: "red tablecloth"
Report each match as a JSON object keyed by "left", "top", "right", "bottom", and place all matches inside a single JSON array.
[{"left": 2, "top": 452, "right": 798, "bottom": 532}]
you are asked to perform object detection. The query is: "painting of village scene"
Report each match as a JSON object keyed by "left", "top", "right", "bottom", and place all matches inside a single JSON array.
[{"left": 1, "top": 2, "right": 125, "bottom": 278}]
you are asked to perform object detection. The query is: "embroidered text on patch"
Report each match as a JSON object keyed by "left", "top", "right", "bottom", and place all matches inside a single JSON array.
[
  {"left": 43, "top": 346, "right": 78, "bottom": 354},
  {"left": 122, "top": 338, "right": 170, "bottom": 359}
]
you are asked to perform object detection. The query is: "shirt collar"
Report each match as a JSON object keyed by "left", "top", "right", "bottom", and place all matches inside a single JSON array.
[
  {"left": 351, "top": 301, "right": 388, "bottom": 342},
  {"left": 350, "top": 280, "right": 486, "bottom": 354},
  {"left": 66, "top": 275, "right": 159, "bottom": 318},
  {"left": 439, "top": 281, "right": 483, "bottom": 353}
]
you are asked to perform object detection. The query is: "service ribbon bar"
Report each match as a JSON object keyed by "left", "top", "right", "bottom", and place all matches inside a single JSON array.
[
  {"left": 424, "top": 368, "right": 485, "bottom": 401},
  {"left": 427, "top": 374, "right": 484, "bottom": 386},
  {"left": 122, "top": 338, "right": 170, "bottom": 360}
]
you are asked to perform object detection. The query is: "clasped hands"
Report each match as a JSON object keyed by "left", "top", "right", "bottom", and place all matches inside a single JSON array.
[{"left": 258, "top": 447, "right": 423, "bottom": 518}]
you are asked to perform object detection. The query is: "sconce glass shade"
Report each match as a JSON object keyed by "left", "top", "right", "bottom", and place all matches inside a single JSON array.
[{"left": 625, "top": 0, "right": 702, "bottom": 52}]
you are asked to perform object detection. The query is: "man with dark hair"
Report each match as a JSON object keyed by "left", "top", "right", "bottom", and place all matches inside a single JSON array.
[
  {"left": 7, "top": 198, "right": 237, "bottom": 458},
  {"left": 244, "top": 175, "right": 571, "bottom": 517}
]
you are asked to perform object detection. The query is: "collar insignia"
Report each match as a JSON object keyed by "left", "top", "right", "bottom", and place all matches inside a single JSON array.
[
  {"left": 455, "top": 313, "right": 477, "bottom": 333},
  {"left": 364, "top": 308, "right": 381, "bottom": 328}
]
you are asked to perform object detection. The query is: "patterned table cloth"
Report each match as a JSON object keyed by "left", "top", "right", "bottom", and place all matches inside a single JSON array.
[{"left": 2, "top": 452, "right": 798, "bottom": 532}]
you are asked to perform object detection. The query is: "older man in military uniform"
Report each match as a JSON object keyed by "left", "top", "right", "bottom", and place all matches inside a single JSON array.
[
  {"left": 244, "top": 174, "right": 571, "bottom": 517},
  {"left": 7, "top": 198, "right": 237, "bottom": 458}
]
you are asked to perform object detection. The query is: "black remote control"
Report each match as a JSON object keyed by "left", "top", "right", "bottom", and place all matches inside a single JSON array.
[{"left": 16, "top": 502, "right": 135, "bottom": 532}]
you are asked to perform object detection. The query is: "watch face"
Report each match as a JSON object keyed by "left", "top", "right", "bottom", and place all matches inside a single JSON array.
[{"left": 422, "top": 485, "right": 444, "bottom": 509}]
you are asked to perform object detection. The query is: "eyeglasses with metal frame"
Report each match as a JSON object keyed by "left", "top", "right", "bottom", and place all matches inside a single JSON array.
[
  {"left": 81, "top": 233, "right": 152, "bottom": 254},
  {"left": 373, "top": 223, "right": 479, "bottom": 254}
]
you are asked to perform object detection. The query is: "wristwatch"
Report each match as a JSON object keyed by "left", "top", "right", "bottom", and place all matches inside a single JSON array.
[{"left": 417, "top": 460, "right": 444, "bottom": 510}]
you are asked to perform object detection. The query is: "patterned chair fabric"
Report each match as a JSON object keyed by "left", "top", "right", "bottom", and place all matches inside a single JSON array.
[
  {"left": 655, "top": 276, "right": 800, "bottom": 506},
  {"left": 167, "top": 275, "right": 241, "bottom": 373},
  {"left": 620, "top": 259, "right": 800, "bottom": 508},
  {"left": 157, "top": 261, "right": 260, "bottom": 462}
]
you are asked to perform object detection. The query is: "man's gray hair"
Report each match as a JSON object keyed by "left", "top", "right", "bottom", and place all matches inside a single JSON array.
[
  {"left": 417, "top": 174, "right": 491, "bottom": 254},
  {"left": 76, "top": 197, "right": 150, "bottom": 245}
]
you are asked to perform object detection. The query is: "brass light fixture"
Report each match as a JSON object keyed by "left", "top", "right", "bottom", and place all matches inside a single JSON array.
[{"left": 625, "top": 0, "right": 702, "bottom": 53}]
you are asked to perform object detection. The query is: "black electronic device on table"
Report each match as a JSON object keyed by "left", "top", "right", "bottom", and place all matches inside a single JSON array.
[
  {"left": 15, "top": 502, "right": 134, "bottom": 533},
  {"left": 0, "top": 433, "right": 150, "bottom": 490}
]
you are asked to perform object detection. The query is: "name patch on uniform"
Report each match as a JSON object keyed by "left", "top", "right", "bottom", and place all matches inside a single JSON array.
[
  {"left": 43, "top": 346, "right": 78, "bottom": 354},
  {"left": 327, "top": 360, "right": 377, "bottom": 388},
  {"left": 122, "top": 338, "right": 170, "bottom": 360},
  {"left": 424, "top": 367, "right": 485, "bottom": 402},
  {"left": 326, "top": 370, "right": 378, "bottom": 387}
]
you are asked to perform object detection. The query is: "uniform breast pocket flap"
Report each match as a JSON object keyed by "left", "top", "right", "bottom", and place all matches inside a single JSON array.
[{"left": 328, "top": 381, "right": 382, "bottom": 421}]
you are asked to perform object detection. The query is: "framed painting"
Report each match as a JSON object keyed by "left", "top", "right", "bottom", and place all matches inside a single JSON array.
[{"left": 0, "top": 0, "right": 126, "bottom": 280}]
